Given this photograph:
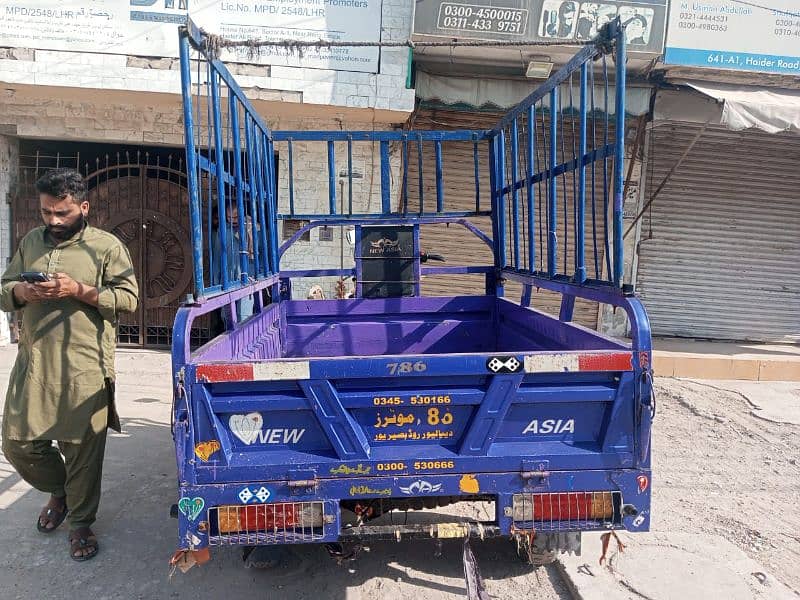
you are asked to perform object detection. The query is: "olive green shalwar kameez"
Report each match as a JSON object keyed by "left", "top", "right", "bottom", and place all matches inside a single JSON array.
[{"left": 1, "top": 225, "right": 138, "bottom": 529}]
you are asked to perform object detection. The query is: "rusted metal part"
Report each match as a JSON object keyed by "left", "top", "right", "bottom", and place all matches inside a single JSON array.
[{"left": 339, "top": 523, "right": 501, "bottom": 542}]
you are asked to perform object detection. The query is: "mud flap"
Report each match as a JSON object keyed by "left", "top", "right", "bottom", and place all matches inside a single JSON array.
[
  {"left": 599, "top": 531, "right": 625, "bottom": 567},
  {"left": 463, "top": 538, "right": 490, "bottom": 600},
  {"left": 169, "top": 547, "right": 211, "bottom": 575}
]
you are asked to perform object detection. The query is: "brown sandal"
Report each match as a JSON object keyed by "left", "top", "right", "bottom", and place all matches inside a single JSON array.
[
  {"left": 68, "top": 527, "right": 99, "bottom": 562},
  {"left": 37, "top": 498, "right": 68, "bottom": 534}
]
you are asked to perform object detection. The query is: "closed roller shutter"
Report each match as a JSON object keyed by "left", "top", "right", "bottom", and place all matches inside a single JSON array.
[
  {"left": 406, "top": 107, "right": 605, "bottom": 328},
  {"left": 637, "top": 122, "right": 800, "bottom": 343}
]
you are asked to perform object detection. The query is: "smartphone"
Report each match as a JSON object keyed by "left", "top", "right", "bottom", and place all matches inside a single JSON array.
[{"left": 19, "top": 271, "right": 50, "bottom": 283}]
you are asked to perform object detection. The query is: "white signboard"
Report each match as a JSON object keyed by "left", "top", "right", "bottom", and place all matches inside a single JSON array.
[
  {"left": 665, "top": 1, "right": 800, "bottom": 75},
  {"left": 0, "top": 0, "right": 185, "bottom": 57},
  {"left": 0, "top": 0, "right": 382, "bottom": 72},
  {"left": 191, "top": 0, "right": 381, "bottom": 73}
]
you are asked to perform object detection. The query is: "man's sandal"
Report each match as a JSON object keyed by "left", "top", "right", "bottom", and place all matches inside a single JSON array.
[
  {"left": 68, "top": 528, "right": 99, "bottom": 562},
  {"left": 36, "top": 499, "right": 68, "bottom": 534}
]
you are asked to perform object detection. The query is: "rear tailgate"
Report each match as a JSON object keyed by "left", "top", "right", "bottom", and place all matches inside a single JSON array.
[{"left": 184, "top": 349, "right": 639, "bottom": 482}]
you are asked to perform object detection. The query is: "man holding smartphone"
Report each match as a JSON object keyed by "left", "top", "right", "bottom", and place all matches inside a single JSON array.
[{"left": 0, "top": 168, "right": 138, "bottom": 562}]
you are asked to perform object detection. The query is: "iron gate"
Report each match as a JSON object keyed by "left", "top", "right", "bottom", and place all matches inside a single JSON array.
[{"left": 12, "top": 148, "right": 212, "bottom": 348}]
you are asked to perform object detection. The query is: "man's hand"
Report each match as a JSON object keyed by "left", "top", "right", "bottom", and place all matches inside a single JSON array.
[
  {"left": 12, "top": 282, "right": 43, "bottom": 304},
  {"left": 32, "top": 273, "right": 80, "bottom": 300}
]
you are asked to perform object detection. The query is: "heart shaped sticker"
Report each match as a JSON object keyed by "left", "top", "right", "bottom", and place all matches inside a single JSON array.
[
  {"left": 229, "top": 412, "right": 263, "bottom": 445},
  {"left": 194, "top": 440, "right": 221, "bottom": 462},
  {"left": 178, "top": 497, "right": 205, "bottom": 521}
]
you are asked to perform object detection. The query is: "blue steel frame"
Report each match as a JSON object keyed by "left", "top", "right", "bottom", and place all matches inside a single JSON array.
[
  {"left": 179, "top": 19, "right": 628, "bottom": 303},
  {"left": 174, "top": 19, "right": 653, "bottom": 558}
]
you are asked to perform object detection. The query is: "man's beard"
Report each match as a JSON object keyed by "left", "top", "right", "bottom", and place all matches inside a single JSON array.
[{"left": 48, "top": 214, "right": 85, "bottom": 242}]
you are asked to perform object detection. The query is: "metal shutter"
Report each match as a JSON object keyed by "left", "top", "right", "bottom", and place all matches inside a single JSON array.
[
  {"left": 406, "top": 107, "right": 603, "bottom": 328},
  {"left": 637, "top": 122, "right": 800, "bottom": 343}
]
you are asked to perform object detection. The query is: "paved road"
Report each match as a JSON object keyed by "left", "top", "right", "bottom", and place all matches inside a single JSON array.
[{"left": 0, "top": 347, "right": 568, "bottom": 600}]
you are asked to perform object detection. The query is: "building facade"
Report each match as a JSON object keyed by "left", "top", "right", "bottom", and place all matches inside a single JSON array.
[{"left": 0, "top": 0, "right": 415, "bottom": 346}]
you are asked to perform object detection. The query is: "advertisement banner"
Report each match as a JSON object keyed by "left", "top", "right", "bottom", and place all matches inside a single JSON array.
[
  {"left": 664, "top": 1, "right": 800, "bottom": 75},
  {"left": 413, "top": 0, "right": 668, "bottom": 54},
  {"left": 0, "top": 0, "right": 382, "bottom": 72}
]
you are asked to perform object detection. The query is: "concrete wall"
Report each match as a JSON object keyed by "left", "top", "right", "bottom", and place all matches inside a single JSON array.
[{"left": 0, "top": 134, "right": 19, "bottom": 345}]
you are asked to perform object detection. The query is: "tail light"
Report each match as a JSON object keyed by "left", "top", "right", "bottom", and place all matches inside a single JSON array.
[
  {"left": 512, "top": 491, "right": 618, "bottom": 523},
  {"left": 216, "top": 502, "right": 324, "bottom": 533}
]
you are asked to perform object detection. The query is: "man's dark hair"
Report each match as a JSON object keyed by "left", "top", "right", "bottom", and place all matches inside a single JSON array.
[{"left": 35, "top": 168, "right": 87, "bottom": 202}]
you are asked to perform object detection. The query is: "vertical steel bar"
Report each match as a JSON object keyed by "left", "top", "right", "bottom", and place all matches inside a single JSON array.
[
  {"left": 473, "top": 134, "right": 480, "bottom": 212},
  {"left": 229, "top": 96, "right": 249, "bottom": 284},
  {"left": 526, "top": 105, "right": 535, "bottom": 272},
  {"left": 434, "top": 140, "right": 444, "bottom": 213},
  {"left": 380, "top": 140, "right": 391, "bottom": 214},
  {"left": 179, "top": 31, "right": 205, "bottom": 297},
  {"left": 244, "top": 117, "right": 261, "bottom": 278},
  {"left": 402, "top": 134, "right": 409, "bottom": 214},
  {"left": 590, "top": 61, "right": 600, "bottom": 279},
  {"left": 613, "top": 27, "right": 626, "bottom": 287},
  {"left": 510, "top": 120, "right": 520, "bottom": 269},
  {"left": 602, "top": 55, "right": 612, "bottom": 279},
  {"left": 347, "top": 136, "right": 354, "bottom": 215},
  {"left": 548, "top": 88, "right": 558, "bottom": 278},
  {"left": 576, "top": 62, "right": 588, "bottom": 284},
  {"left": 416, "top": 134, "right": 424, "bottom": 214},
  {"left": 264, "top": 135, "right": 280, "bottom": 273},
  {"left": 253, "top": 132, "right": 270, "bottom": 275},
  {"left": 488, "top": 135, "right": 499, "bottom": 265},
  {"left": 497, "top": 129, "right": 507, "bottom": 269},
  {"left": 328, "top": 140, "right": 336, "bottom": 215},
  {"left": 287, "top": 139, "right": 295, "bottom": 216},
  {"left": 209, "top": 69, "right": 229, "bottom": 289}
]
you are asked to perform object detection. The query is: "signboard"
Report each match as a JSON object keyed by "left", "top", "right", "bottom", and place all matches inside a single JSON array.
[
  {"left": 190, "top": 0, "right": 381, "bottom": 73},
  {"left": 413, "top": 0, "right": 668, "bottom": 54},
  {"left": 0, "top": 0, "right": 381, "bottom": 72},
  {"left": 0, "top": 0, "right": 185, "bottom": 57},
  {"left": 664, "top": 1, "right": 800, "bottom": 75}
]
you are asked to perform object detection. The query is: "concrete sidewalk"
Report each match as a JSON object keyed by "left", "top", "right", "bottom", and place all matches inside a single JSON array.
[{"left": 653, "top": 338, "right": 800, "bottom": 382}]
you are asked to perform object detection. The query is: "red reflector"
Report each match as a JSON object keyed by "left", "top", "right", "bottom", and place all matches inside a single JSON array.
[
  {"left": 196, "top": 363, "right": 254, "bottom": 383},
  {"left": 578, "top": 352, "right": 632, "bottom": 372},
  {"left": 532, "top": 493, "right": 613, "bottom": 521},
  {"left": 218, "top": 504, "right": 298, "bottom": 533}
]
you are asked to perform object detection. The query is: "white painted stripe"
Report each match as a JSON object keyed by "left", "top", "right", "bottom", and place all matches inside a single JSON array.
[
  {"left": 252, "top": 361, "right": 311, "bottom": 381},
  {"left": 524, "top": 354, "right": 581, "bottom": 373}
]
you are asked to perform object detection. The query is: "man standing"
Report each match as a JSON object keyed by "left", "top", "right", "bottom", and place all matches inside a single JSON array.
[{"left": 0, "top": 168, "right": 138, "bottom": 562}]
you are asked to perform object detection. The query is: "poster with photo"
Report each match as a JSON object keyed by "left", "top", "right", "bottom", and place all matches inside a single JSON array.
[{"left": 540, "top": 0, "right": 654, "bottom": 47}]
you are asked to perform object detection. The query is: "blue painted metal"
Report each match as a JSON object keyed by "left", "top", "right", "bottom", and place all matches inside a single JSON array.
[
  {"left": 496, "top": 129, "right": 507, "bottom": 269},
  {"left": 510, "top": 120, "right": 520, "bottom": 269},
  {"left": 209, "top": 69, "right": 230, "bottom": 290},
  {"left": 328, "top": 140, "right": 337, "bottom": 215},
  {"left": 434, "top": 140, "right": 444, "bottom": 213},
  {"left": 173, "top": 20, "right": 649, "bottom": 558},
  {"left": 178, "top": 31, "right": 205, "bottom": 298},
  {"left": 347, "top": 136, "right": 354, "bottom": 215},
  {"left": 576, "top": 64, "right": 588, "bottom": 284},
  {"left": 548, "top": 87, "right": 558, "bottom": 278},
  {"left": 526, "top": 105, "right": 535, "bottom": 272},
  {"left": 287, "top": 139, "right": 295, "bottom": 216},
  {"left": 228, "top": 97, "right": 249, "bottom": 284},
  {"left": 380, "top": 141, "right": 391, "bottom": 213},
  {"left": 472, "top": 134, "right": 480, "bottom": 212},
  {"left": 613, "top": 22, "right": 627, "bottom": 287},
  {"left": 402, "top": 134, "right": 409, "bottom": 214}
]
